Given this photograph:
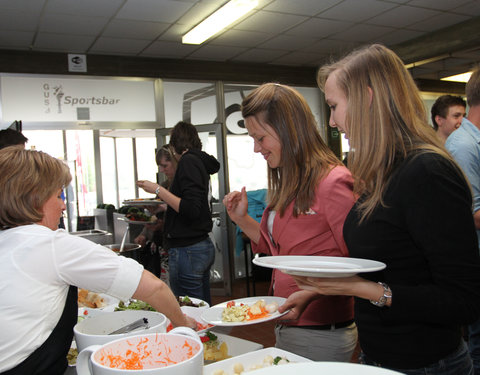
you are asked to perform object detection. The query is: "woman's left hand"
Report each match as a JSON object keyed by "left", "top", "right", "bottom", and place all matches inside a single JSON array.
[{"left": 292, "top": 274, "right": 366, "bottom": 297}]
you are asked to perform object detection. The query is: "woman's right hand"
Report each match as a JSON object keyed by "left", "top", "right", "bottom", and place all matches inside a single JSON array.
[
  {"left": 136, "top": 180, "right": 158, "bottom": 195},
  {"left": 223, "top": 186, "right": 248, "bottom": 222}
]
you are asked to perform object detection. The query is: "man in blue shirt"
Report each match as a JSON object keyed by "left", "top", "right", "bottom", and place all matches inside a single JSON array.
[{"left": 446, "top": 68, "right": 480, "bottom": 374}]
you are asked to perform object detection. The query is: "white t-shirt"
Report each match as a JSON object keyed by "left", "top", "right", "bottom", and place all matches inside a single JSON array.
[{"left": 0, "top": 224, "right": 144, "bottom": 372}]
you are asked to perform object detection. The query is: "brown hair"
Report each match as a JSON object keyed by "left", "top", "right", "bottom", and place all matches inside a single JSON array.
[
  {"left": 169, "top": 121, "right": 202, "bottom": 154},
  {"left": 241, "top": 83, "right": 342, "bottom": 217},
  {"left": 466, "top": 67, "right": 480, "bottom": 107},
  {"left": 0, "top": 147, "right": 71, "bottom": 228},
  {"left": 317, "top": 44, "right": 455, "bottom": 221},
  {"left": 430, "top": 95, "right": 466, "bottom": 130}
]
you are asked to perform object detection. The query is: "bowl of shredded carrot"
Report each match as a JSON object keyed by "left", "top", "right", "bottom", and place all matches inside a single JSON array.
[
  {"left": 76, "top": 327, "right": 203, "bottom": 375},
  {"left": 74, "top": 310, "right": 167, "bottom": 352}
]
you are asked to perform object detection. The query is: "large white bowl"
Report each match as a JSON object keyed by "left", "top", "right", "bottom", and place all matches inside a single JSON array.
[
  {"left": 76, "top": 327, "right": 203, "bottom": 375},
  {"left": 74, "top": 310, "right": 167, "bottom": 352}
]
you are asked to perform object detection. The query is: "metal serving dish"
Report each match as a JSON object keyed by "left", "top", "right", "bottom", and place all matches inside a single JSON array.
[
  {"left": 104, "top": 243, "right": 142, "bottom": 259},
  {"left": 70, "top": 229, "right": 113, "bottom": 245}
]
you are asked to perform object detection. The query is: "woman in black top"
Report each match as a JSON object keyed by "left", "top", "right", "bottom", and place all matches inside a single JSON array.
[
  {"left": 293, "top": 44, "right": 480, "bottom": 374},
  {"left": 137, "top": 122, "right": 220, "bottom": 304}
]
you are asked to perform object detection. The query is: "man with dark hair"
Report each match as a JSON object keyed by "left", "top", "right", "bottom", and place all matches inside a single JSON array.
[
  {"left": 446, "top": 69, "right": 480, "bottom": 374},
  {"left": 431, "top": 94, "right": 466, "bottom": 143},
  {"left": 0, "top": 128, "right": 28, "bottom": 149}
]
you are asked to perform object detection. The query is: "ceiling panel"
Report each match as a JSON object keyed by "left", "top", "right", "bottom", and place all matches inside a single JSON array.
[
  {"left": 0, "top": 0, "right": 478, "bottom": 82},
  {"left": 34, "top": 33, "right": 96, "bottom": 52},
  {"left": 285, "top": 17, "right": 353, "bottom": 38},
  {"left": 258, "top": 35, "right": 318, "bottom": 51},
  {"left": 407, "top": 12, "right": 470, "bottom": 32},
  {"left": 232, "top": 48, "right": 289, "bottom": 64},
  {"left": 263, "top": 0, "right": 341, "bottom": 16},
  {"left": 318, "top": 0, "right": 397, "bottom": 22},
  {"left": 141, "top": 40, "right": 199, "bottom": 58},
  {"left": 89, "top": 37, "right": 152, "bottom": 55},
  {"left": 0, "top": 30, "right": 34, "bottom": 49},
  {"left": 102, "top": 19, "right": 170, "bottom": 39},
  {"left": 116, "top": 0, "right": 194, "bottom": 23},
  {"left": 188, "top": 44, "right": 247, "bottom": 61},
  {"left": 234, "top": 10, "right": 308, "bottom": 34},
  {"left": 39, "top": 14, "right": 109, "bottom": 36},
  {"left": 367, "top": 5, "right": 440, "bottom": 28},
  {"left": 44, "top": 0, "right": 124, "bottom": 17}
]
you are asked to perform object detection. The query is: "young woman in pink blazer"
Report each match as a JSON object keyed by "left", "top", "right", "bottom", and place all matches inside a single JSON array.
[{"left": 223, "top": 83, "right": 357, "bottom": 361}]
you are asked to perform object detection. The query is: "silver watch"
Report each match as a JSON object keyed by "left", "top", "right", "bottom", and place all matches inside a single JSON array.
[
  {"left": 370, "top": 282, "right": 392, "bottom": 307},
  {"left": 155, "top": 185, "right": 161, "bottom": 196}
]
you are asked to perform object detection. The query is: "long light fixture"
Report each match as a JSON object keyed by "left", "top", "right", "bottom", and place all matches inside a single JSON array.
[
  {"left": 441, "top": 71, "right": 473, "bottom": 83},
  {"left": 182, "top": 0, "right": 258, "bottom": 45}
]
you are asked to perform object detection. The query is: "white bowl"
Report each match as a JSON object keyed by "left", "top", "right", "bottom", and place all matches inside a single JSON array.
[
  {"left": 74, "top": 310, "right": 167, "bottom": 352},
  {"left": 76, "top": 327, "right": 203, "bottom": 375}
]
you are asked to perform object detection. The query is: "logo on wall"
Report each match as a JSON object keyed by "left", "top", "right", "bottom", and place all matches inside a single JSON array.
[
  {"left": 42, "top": 82, "right": 121, "bottom": 117},
  {"left": 53, "top": 85, "right": 65, "bottom": 113}
]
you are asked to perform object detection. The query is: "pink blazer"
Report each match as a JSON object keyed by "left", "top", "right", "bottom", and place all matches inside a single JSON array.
[{"left": 251, "top": 166, "right": 356, "bottom": 326}]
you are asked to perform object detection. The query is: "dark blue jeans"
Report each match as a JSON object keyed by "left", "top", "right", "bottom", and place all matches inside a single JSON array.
[
  {"left": 359, "top": 340, "right": 473, "bottom": 375},
  {"left": 168, "top": 237, "right": 215, "bottom": 305},
  {"left": 468, "top": 318, "right": 480, "bottom": 375}
]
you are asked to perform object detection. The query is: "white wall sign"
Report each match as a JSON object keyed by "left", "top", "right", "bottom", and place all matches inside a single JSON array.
[
  {"left": 0, "top": 75, "right": 157, "bottom": 122},
  {"left": 68, "top": 54, "right": 87, "bottom": 72}
]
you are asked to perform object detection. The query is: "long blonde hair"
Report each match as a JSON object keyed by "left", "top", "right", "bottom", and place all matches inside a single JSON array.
[
  {"left": 241, "top": 83, "right": 342, "bottom": 217},
  {"left": 318, "top": 44, "right": 455, "bottom": 221}
]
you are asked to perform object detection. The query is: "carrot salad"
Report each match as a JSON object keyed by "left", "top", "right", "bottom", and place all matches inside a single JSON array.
[{"left": 96, "top": 334, "right": 200, "bottom": 370}]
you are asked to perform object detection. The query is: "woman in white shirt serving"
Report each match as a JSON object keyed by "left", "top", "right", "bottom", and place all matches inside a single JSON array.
[{"left": 0, "top": 147, "right": 196, "bottom": 375}]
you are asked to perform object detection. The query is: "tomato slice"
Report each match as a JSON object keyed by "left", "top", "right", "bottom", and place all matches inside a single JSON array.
[{"left": 200, "top": 335, "right": 210, "bottom": 343}]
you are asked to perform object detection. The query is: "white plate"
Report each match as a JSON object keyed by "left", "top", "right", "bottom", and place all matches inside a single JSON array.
[
  {"left": 201, "top": 296, "right": 287, "bottom": 327},
  {"left": 253, "top": 256, "right": 386, "bottom": 278},
  {"left": 244, "top": 361, "right": 405, "bottom": 375},
  {"left": 207, "top": 332, "right": 263, "bottom": 358},
  {"left": 78, "top": 293, "right": 120, "bottom": 319},
  {"left": 203, "top": 347, "right": 311, "bottom": 375},
  {"left": 123, "top": 199, "right": 165, "bottom": 206},
  {"left": 116, "top": 216, "right": 157, "bottom": 225}
]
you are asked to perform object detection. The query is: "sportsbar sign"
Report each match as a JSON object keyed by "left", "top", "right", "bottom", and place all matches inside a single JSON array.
[{"left": 0, "top": 75, "right": 157, "bottom": 122}]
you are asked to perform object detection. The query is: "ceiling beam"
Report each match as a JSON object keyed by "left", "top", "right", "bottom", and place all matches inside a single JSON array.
[
  {"left": 0, "top": 49, "right": 318, "bottom": 87},
  {"left": 391, "top": 15, "right": 480, "bottom": 65}
]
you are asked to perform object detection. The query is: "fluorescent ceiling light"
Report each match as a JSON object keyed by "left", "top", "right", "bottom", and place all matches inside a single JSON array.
[
  {"left": 441, "top": 71, "right": 473, "bottom": 83},
  {"left": 182, "top": 0, "right": 258, "bottom": 45}
]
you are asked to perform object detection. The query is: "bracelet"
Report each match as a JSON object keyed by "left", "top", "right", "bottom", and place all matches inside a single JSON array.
[
  {"left": 369, "top": 282, "right": 392, "bottom": 307},
  {"left": 155, "top": 185, "right": 161, "bottom": 196}
]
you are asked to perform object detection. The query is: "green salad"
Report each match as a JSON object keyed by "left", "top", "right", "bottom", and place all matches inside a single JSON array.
[{"left": 115, "top": 300, "right": 156, "bottom": 311}]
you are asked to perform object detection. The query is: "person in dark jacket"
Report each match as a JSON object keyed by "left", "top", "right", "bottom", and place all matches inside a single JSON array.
[
  {"left": 137, "top": 121, "right": 220, "bottom": 304},
  {"left": 293, "top": 44, "right": 480, "bottom": 374}
]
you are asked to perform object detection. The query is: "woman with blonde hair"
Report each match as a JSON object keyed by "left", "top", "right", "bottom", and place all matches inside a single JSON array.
[
  {"left": 223, "top": 83, "right": 357, "bottom": 361},
  {"left": 135, "top": 144, "right": 178, "bottom": 282},
  {"left": 0, "top": 147, "right": 196, "bottom": 375},
  {"left": 294, "top": 44, "right": 480, "bottom": 374}
]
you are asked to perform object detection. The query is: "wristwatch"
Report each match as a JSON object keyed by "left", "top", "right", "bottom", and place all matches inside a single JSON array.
[
  {"left": 370, "top": 282, "right": 392, "bottom": 307},
  {"left": 155, "top": 185, "right": 161, "bottom": 196}
]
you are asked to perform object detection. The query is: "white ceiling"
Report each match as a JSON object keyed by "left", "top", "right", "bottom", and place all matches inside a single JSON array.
[{"left": 0, "top": 0, "right": 480, "bottom": 79}]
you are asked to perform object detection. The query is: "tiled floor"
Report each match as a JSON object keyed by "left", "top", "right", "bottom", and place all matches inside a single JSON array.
[{"left": 210, "top": 277, "right": 360, "bottom": 362}]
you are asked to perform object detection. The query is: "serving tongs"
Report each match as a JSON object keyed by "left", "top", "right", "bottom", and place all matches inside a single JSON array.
[{"left": 108, "top": 317, "right": 150, "bottom": 335}]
